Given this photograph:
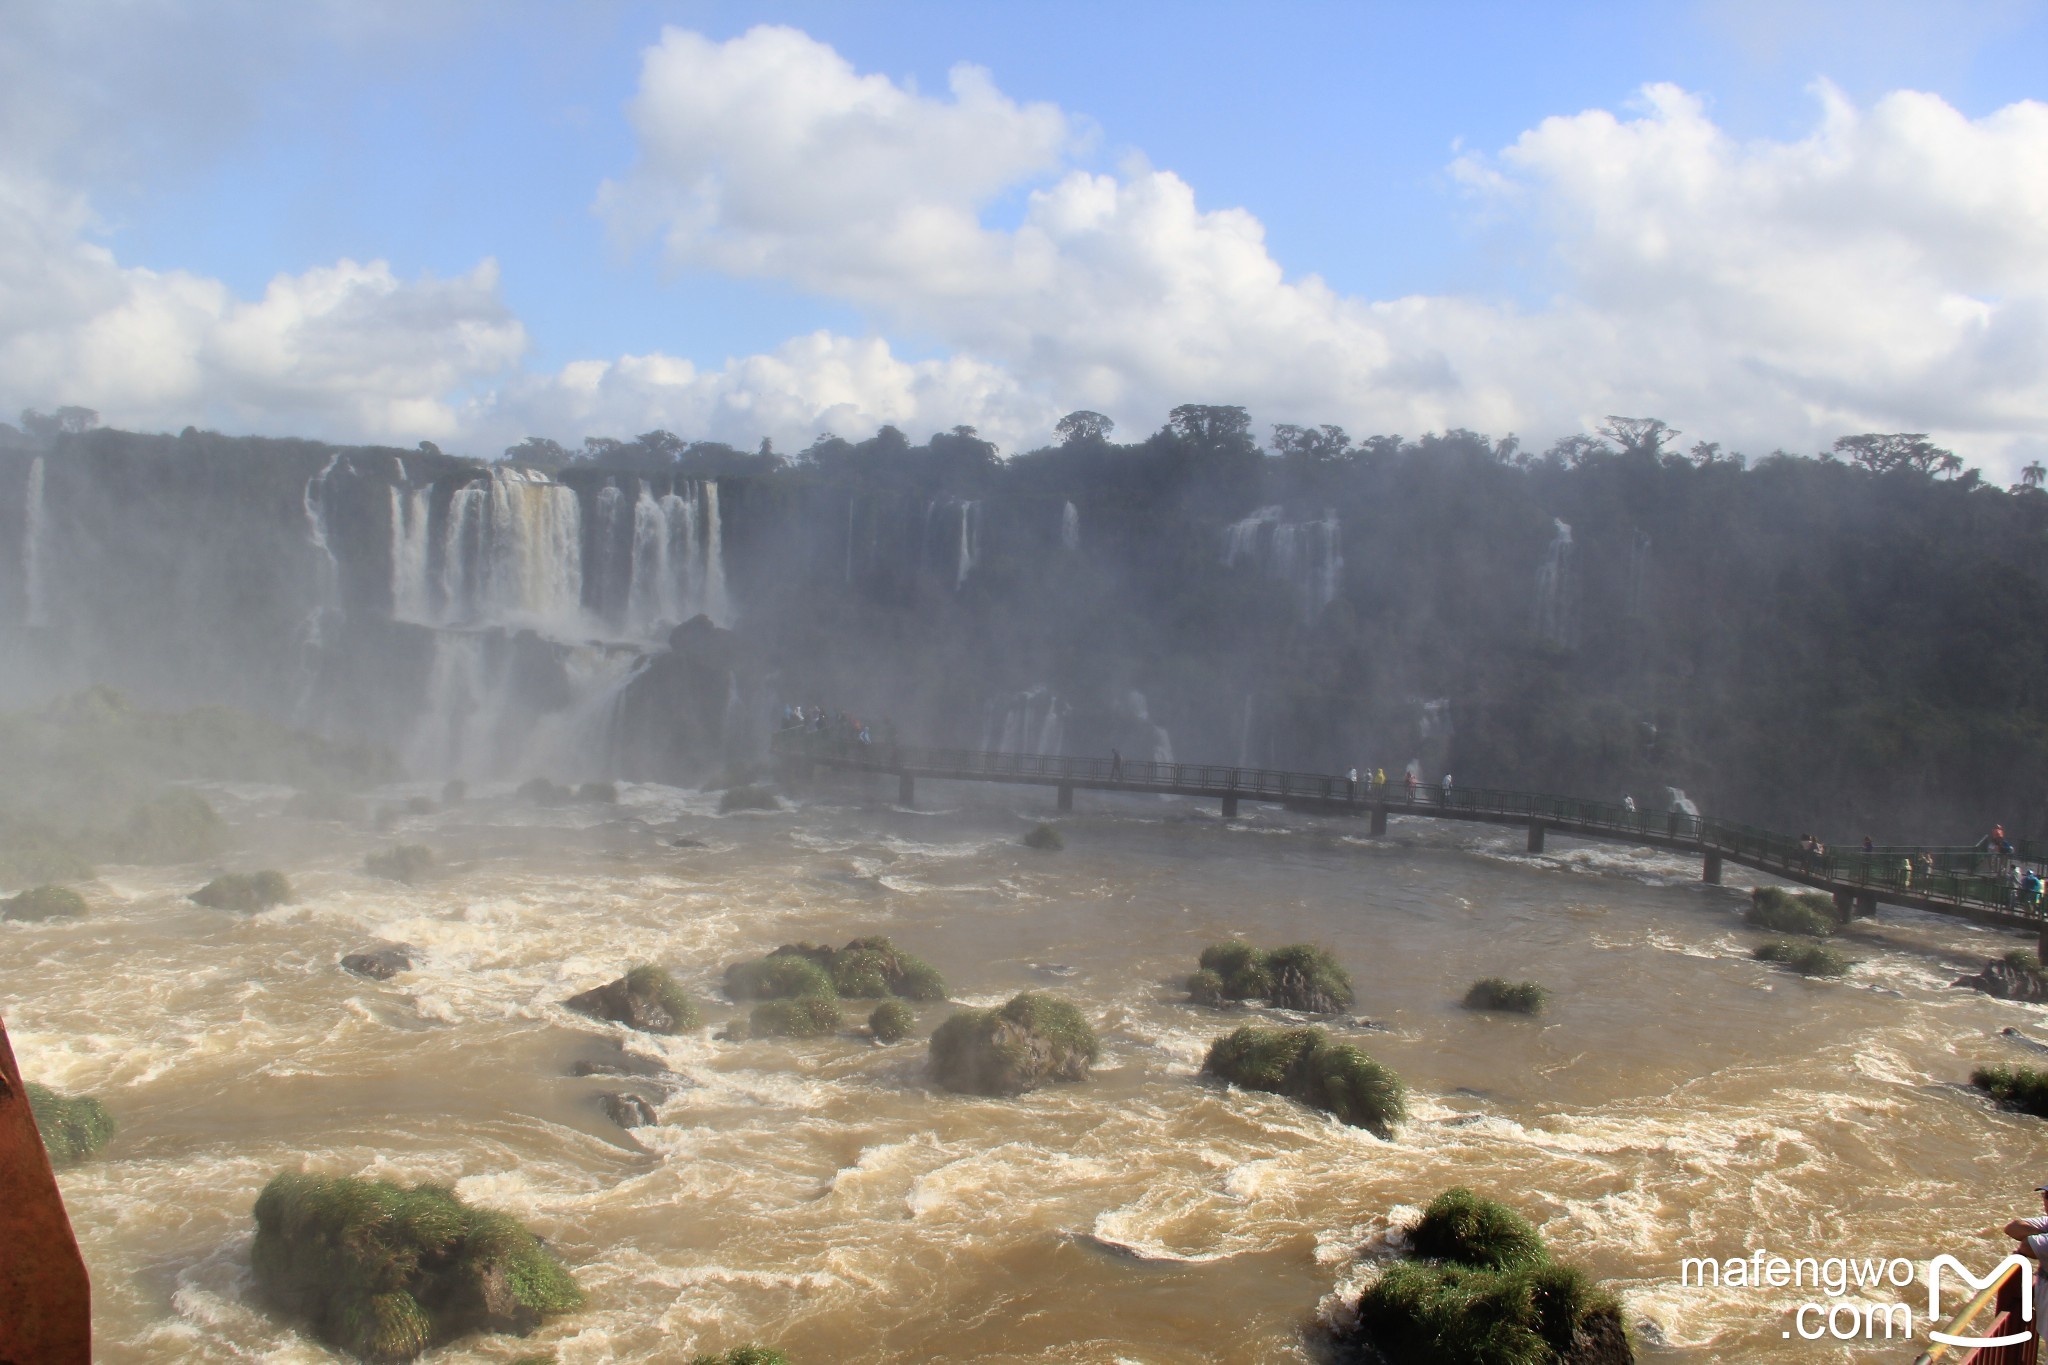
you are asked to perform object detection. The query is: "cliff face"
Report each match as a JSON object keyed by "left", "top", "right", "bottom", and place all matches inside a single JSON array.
[{"left": 2, "top": 423, "right": 2043, "bottom": 841}]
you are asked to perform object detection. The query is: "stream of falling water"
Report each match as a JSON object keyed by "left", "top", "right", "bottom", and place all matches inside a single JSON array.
[{"left": 5, "top": 782, "right": 2044, "bottom": 1362}]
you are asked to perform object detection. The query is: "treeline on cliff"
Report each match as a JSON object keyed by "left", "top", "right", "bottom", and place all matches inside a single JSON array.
[{"left": 3, "top": 408, "right": 2043, "bottom": 841}]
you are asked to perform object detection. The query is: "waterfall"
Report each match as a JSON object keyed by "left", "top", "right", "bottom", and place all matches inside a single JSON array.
[
  {"left": 1534, "top": 518, "right": 1576, "bottom": 647},
  {"left": 409, "top": 632, "right": 502, "bottom": 777},
  {"left": 292, "top": 453, "right": 346, "bottom": 722},
  {"left": 389, "top": 485, "right": 433, "bottom": 622},
  {"left": 628, "top": 481, "right": 674, "bottom": 632},
  {"left": 702, "top": 481, "right": 729, "bottom": 625},
  {"left": 1061, "top": 501, "right": 1080, "bottom": 552},
  {"left": 1223, "top": 506, "right": 1342, "bottom": 620},
  {"left": 955, "top": 500, "right": 980, "bottom": 589},
  {"left": 22, "top": 457, "right": 46, "bottom": 627},
  {"left": 983, "top": 687, "right": 1065, "bottom": 756},
  {"left": 1237, "top": 693, "right": 1255, "bottom": 769},
  {"left": 485, "top": 468, "right": 582, "bottom": 625},
  {"left": 1126, "top": 689, "right": 1174, "bottom": 765},
  {"left": 439, "top": 484, "right": 484, "bottom": 623},
  {"left": 592, "top": 482, "right": 628, "bottom": 625}
]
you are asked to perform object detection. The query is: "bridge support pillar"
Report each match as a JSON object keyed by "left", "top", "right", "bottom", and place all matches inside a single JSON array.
[
  {"left": 1855, "top": 892, "right": 1877, "bottom": 919},
  {"left": 1832, "top": 890, "right": 1854, "bottom": 924},
  {"left": 1222, "top": 794, "right": 1239, "bottom": 819},
  {"left": 1702, "top": 852, "right": 1721, "bottom": 884},
  {"left": 1057, "top": 783, "right": 1073, "bottom": 812},
  {"left": 897, "top": 773, "right": 914, "bottom": 808},
  {"left": 1527, "top": 821, "right": 1546, "bottom": 854},
  {"left": 1369, "top": 804, "right": 1387, "bottom": 836},
  {"left": 2037, "top": 921, "right": 2048, "bottom": 965}
]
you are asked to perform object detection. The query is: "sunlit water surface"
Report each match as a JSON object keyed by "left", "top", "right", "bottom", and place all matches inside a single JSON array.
[{"left": 6, "top": 776, "right": 2045, "bottom": 1362}]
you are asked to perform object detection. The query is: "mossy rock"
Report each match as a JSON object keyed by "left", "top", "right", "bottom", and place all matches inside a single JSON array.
[
  {"left": 1975, "top": 1064, "right": 2048, "bottom": 1117},
  {"left": 25, "top": 1082, "right": 115, "bottom": 1163},
  {"left": 1022, "top": 822, "right": 1063, "bottom": 851},
  {"left": 191, "top": 870, "right": 295, "bottom": 912},
  {"left": 725, "top": 953, "right": 837, "bottom": 1002},
  {"left": 1189, "top": 940, "right": 1353, "bottom": 1012},
  {"left": 4, "top": 883, "right": 88, "bottom": 921},
  {"left": 251, "top": 1172, "right": 581, "bottom": 1362},
  {"left": 1201, "top": 1024, "right": 1406, "bottom": 1138},
  {"left": 692, "top": 1349, "right": 792, "bottom": 1365},
  {"left": 116, "top": 790, "right": 226, "bottom": 862},
  {"left": 1342, "top": 1187, "right": 1631, "bottom": 1365},
  {"left": 749, "top": 996, "right": 843, "bottom": 1039},
  {"left": 566, "top": 964, "right": 701, "bottom": 1034},
  {"left": 1754, "top": 938, "right": 1852, "bottom": 977},
  {"left": 1746, "top": 886, "right": 1836, "bottom": 937},
  {"left": 517, "top": 777, "right": 574, "bottom": 806},
  {"left": 725, "top": 937, "right": 945, "bottom": 1002},
  {"left": 869, "top": 1000, "right": 916, "bottom": 1043},
  {"left": 928, "top": 992, "right": 1099, "bottom": 1096},
  {"left": 1408, "top": 1187, "right": 1550, "bottom": 1270},
  {"left": 719, "top": 784, "right": 780, "bottom": 814},
  {"left": 2005, "top": 948, "right": 2042, "bottom": 974},
  {"left": 1464, "top": 978, "right": 1548, "bottom": 1015},
  {"left": 364, "top": 845, "right": 434, "bottom": 884},
  {"left": 575, "top": 781, "right": 618, "bottom": 804}
]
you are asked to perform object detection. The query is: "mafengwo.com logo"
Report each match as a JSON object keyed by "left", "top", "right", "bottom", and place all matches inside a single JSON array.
[{"left": 1678, "top": 1249, "right": 2034, "bottom": 1344}]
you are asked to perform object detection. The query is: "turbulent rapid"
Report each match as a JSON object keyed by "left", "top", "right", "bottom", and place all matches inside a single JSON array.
[{"left": 7, "top": 778, "right": 2044, "bottom": 1361}]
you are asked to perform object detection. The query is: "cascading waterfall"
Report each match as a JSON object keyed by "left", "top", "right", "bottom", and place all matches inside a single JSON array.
[
  {"left": 1223, "top": 506, "right": 1342, "bottom": 620},
  {"left": 22, "top": 456, "right": 47, "bottom": 627},
  {"left": 1061, "top": 501, "right": 1080, "bottom": 552},
  {"left": 1126, "top": 689, "right": 1174, "bottom": 765},
  {"left": 485, "top": 468, "right": 582, "bottom": 626},
  {"left": 702, "top": 481, "right": 729, "bottom": 625},
  {"left": 292, "top": 453, "right": 346, "bottom": 722},
  {"left": 956, "top": 500, "right": 981, "bottom": 589},
  {"left": 1534, "top": 518, "right": 1576, "bottom": 648},
  {"left": 389, "top": 485, "right": 433, "bottom": 623},
  {"left": 982, "top": 687, "right": 1066, "bottom": 756}
]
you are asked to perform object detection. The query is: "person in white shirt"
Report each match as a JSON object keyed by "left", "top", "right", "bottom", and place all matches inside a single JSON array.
[{"left": 2003, "top": 1184, "right": 2048, "bottom": 1274}]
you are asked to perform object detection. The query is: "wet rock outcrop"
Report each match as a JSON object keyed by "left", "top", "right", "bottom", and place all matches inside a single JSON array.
[
  {"left": 341, "top": 946, "right": 414, "bottom": 980},
  {"left": 1954, "top": 955, "right": 2048, "bottom": 1001},
  {"left": 928, "top": 992, "right": 1098, "bottom": 1097},
  {"left": 250, "top": 1172, "right": 581, "bottom": 1362},
  {"left": 565, "top": 965, "right": 702, "bottom": 1034}
]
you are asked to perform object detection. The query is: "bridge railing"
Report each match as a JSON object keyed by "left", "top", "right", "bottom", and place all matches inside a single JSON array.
[{"left": 777, "top": 732, "right": 2041, "bottom": 921}]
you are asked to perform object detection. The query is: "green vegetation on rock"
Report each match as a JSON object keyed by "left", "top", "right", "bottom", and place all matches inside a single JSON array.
[
  {"left": 3, "top": 883, "right": 88, "bottom": 921},
  {"left": 2005, "top": 949, "right": 2041, "bottom": 973},
  {"left": 1345, "top": 1187, "right": 1631, "bottom": 1365},
  {"left": 250, "top": 1171, "right": 581, "bottom": 1363},
  {"left": 1754, "top": 939, "right": 1852, "bottom": 977},
  {"left": 1201, "top": 1024, "right": 1406, "bottom": 1138},
  {"left": 565, "top": 964, "right": 701, "bottom": 1034},
  {"left": 1974, "top": 1064, "right": 2048, "bottom": 1117},
  {"left": 749, "top": 996, "right": 843, "bottom": 1039},
  {"left": 364, "top": 845, "right": 434, "bottom": 883},
  {"left": 725, "top": 937, "right": 944, "bottom": 1002},
  {"left": 1464, "top": 979, "right": 1548, "bottom": 1015},
  {"left": 718, "top": 784, "right": 780, "bottom": 814},
  {"left": 25, "top": 1082, "right": 115, "bottom": 1164},
  {"left": 1187, "top": 939, "right": 1354, "bottom": 1012},
  {"left": 691, "top": 1349, "right": 791, "bottom": 1365},
  {"left": 869, "top": 1000, "right": 916, "bottom": 1043},
  {"left": 1022, "top": 822, "right": 1064, "bottom": 851},
  {"left": 191, "top": 870, "right": 294, "bottom": 912},
  {"left": 1746, "top": 887, "right": 1837, "bottom": 937},
  {"left": 928, "top": 992, "right": 1099, "bottom": 1096}
]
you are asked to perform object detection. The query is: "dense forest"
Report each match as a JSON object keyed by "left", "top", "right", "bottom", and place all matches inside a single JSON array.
[{"left": 3, "top": 406, "right": 2043, "bottom": 844}]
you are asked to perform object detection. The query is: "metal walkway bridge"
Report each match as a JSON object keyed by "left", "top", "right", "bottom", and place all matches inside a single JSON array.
[{"left": 778, "top": 737, "right": 2046, "bottom": 933}]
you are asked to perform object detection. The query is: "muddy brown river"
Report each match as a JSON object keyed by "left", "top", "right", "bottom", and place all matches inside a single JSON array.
[{"left": 6, "top": 775, "right": 2042, "bottom": 1362}]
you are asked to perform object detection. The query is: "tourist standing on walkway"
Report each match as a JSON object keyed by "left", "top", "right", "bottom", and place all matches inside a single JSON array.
[
  {"left": 1347, "top": 767, "right": 1358, "bottom": 800},
  {"left": 1109, "top": 748, "right": 1123, "bottom": 780}
]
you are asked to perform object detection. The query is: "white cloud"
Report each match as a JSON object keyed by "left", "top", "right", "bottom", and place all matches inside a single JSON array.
[
  {"left": 0, "top": 169, "right": 526, "bottom": 441},
  {"left": 603, "top": 29, "right": 2048, "bottom": 471}
]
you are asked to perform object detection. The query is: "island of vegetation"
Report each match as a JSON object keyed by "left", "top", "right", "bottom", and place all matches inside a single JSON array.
[
  {"left": 1338, "top": 1186, "right": 1632, "bottom": 1364},
  {"left": 566, "top": 965, "right": 702, "bottom": 1033},
  {"left": 25, "top": 1082, "right": 115, "bottom": 1164},
  {"left": 1973, "top": 1064, "right": 2048, "bottom": 1118},
  {"left": 1186, "top": 939, "right": 1354, "bottom": 1013},
  {"left": 1202, "top": 1024, "right": 1405, "bottom": 1138},
  {"left": 929, "top": 992, "right": 1099, "bottom": 1096},
  {"left": 1745, "top": 886, "right": 1837, "bottom": 937},
  {"left": 190, "top": 870, "right": 294, "bottom": 912},
  {"left": 3, "top": 884, "right": 88, "bottom": 921},
  {"left": 250, "top": 1172, "right": 581, "bottom": 1362},
  {"left": 725, "top": 937, "right": 945, "bottom": 1002},
  {"left": 1464, "top": 979, "right": 1549, "bottom": 1015}
]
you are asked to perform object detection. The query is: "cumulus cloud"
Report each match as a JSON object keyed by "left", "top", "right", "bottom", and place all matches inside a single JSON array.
[
  {"left": 603, "top": 27, "right": 2048, "bottom": 470},
  {"left": 0, "top": 169, "right": 525, "bottom": 441}
]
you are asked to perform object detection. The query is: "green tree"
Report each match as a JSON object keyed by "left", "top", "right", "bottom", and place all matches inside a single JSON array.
[
  {"left": 1598, "top": 416, "right": 1681, "bottom": 460},
  {"left": 1832, "top": 432, "right": 1961, "bottom": 477},
  {"left": 1055, "top": 410, "right": 1115, "bottom": 444}
]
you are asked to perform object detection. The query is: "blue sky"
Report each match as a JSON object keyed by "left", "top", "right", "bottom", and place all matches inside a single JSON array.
[{"left": 6, "top": 1, "right": 2048, "bottom": 469}]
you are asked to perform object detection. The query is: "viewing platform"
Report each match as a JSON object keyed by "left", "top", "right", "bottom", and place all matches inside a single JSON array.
[{"left": 777, "top": 735, "right": 2048, "bottom": 933}]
